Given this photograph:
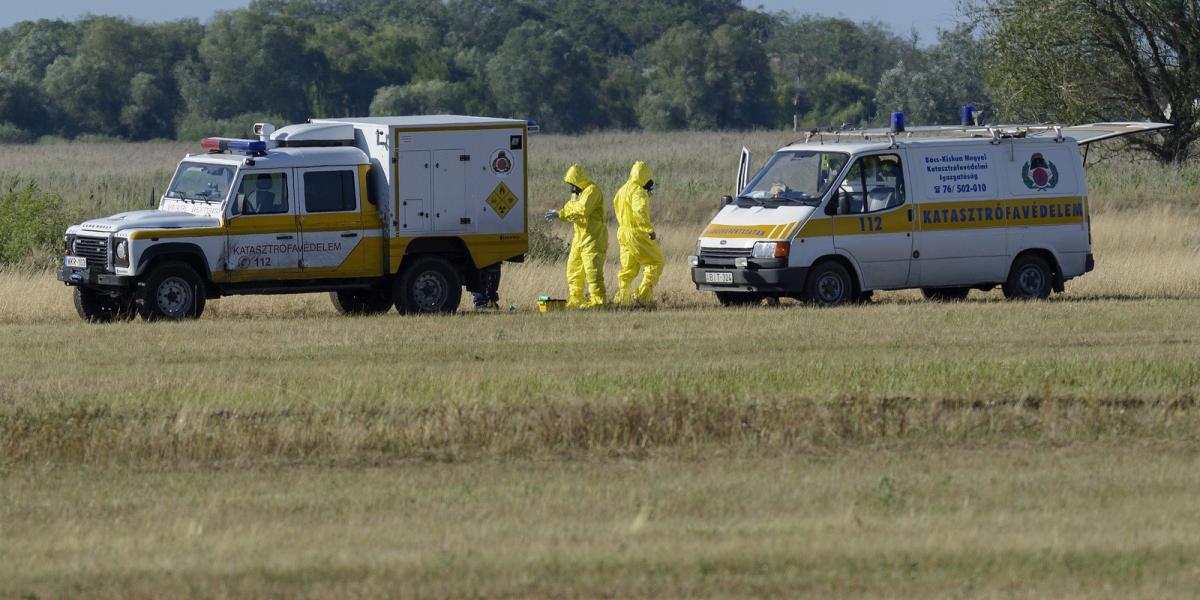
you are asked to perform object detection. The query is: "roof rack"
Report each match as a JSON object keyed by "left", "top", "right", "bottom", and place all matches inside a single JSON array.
[{"left": 797, "top": 121, "right": 1171, "bottom": 148}]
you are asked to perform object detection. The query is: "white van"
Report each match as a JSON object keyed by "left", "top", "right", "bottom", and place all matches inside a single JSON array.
[{"left": 690, "top": 122, "right": 1169, "bottom": 306}]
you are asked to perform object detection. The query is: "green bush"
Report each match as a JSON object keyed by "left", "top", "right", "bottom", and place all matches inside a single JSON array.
[
  {"left": 526, "top": 217, "right": 568, "bottom": 262},
  {"left": 0, "top": 181, "right": 70, "bottom": 268},
  {"left": 175, "top": 111, "right": 286, "bottom": 142},
  {"left": 0, "top": 122, "right": 35, "bottom": 144},
  {"left": 370, "top": 80, "right": 468, "bottom": 116}
]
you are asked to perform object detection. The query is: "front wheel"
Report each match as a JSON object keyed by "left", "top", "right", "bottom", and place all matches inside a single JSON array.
[
  {"left": 1002, "top": 255, "right": 1053, "bottom": 300},
  {"left": 803, "top": 261, "right": 854, "bottom": 306},
  {"left": 138, "top": 262, "right": 206, "bottom": 321},
  {"left": 394, "top": 256, "right": 462, "bottom": 314}
]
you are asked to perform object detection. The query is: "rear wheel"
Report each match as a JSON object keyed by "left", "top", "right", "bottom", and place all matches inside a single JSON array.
[
  {"left": 803, "top": 261, "right": 854, "bottom": 306},
  {"left": 330, "top": 289, "right": 393, "bottom": 315},
  {"left": 1002, "top": 255, "right": 1053, "bottom": 300},
  {"left": 138, "top": 262, "right": 206, "bottom": 321},
  {"left": 73, "top": 288, "right": 136, "bottom": 323},
  {"left": 394, "top": 256, "right": 462, "bottom": 314},
  {"left": 715, "top": 291, "right": 763, "bottom": 307},
  {"left": 921, "top": 287, "right": 970, "bottom": 302}
]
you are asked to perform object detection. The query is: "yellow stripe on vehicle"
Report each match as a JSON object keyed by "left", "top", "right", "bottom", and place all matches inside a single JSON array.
[
  {"left": 386, "top": 232, "right": 528, "bottom": 273},
  {"left": 917, "top": 196, "right": 1085, "bottom": 230},
  {"left": 796, "top": 218, "right": 833, "bottom": 238},
  {"left": 701, "top": 224, "right": 777, "bottom": 239},
  {"left": 129, "top": 227, "right": 224, "bottom": 240},
  {"left": 834, "top": 207, "right": 913, "bottom": 236}
]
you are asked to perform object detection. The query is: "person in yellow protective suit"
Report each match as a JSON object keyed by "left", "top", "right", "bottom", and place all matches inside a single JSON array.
[
  {"left": 612, "top": 160, "right": 664, "bottom": 306},
  {"left": 545, "top": 164, "right": 607, "bottom": 308}
]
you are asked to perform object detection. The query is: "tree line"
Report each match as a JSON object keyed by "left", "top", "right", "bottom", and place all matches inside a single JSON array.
[
  {"left": 0, "top": 0, "right": 986, "bottom": 140},
  {"left": 0, "top": 0, "right": 1193, "bottom": 162}
]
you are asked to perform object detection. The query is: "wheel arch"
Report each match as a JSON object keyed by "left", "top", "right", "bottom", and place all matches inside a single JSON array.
[
  {"left": 811, "top": 252, "right": 864, "bottom": 294},
  {"left": 398, "top": 236, "right": 478, "bottom": 288},
  {"left": 1010, "top": 247, "right": 1065, "bottom": 292},
  {"left": 136, "top": 243, "right": 212, "bottom": 282}
]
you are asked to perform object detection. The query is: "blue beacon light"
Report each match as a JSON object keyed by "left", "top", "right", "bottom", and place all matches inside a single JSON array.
[{"left": 890, "top": 112, "right": 905, "bottom": 133}]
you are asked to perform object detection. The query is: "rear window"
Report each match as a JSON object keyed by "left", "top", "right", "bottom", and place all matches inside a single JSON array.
[{"left": 304, "top": 170, "right": 357, "bottom": 213}]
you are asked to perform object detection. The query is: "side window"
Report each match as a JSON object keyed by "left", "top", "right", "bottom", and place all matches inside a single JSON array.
[
  {"left": 838, "top": 160, "right": 866, "bottom": 214},
  {"left": 838, "top": 155, "right": 905, "bottom": 215},
  {"left": 304, "top": 170, "right": 357, "bottom": 213},
  {"left": 236, "top": 172, "right": 288, "bottom": 215}
]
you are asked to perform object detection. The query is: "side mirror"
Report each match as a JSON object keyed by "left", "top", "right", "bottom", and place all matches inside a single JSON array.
[
  {"left": 824, "top": 191, "right": 839, "bottom": 216},
  {"left": 721, "top": 195, "right": 733, "bottom": 207}
]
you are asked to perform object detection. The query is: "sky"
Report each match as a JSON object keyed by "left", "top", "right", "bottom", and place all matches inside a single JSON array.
[{"left": 0, "top": 0, "right": 964, "bottom": 43}]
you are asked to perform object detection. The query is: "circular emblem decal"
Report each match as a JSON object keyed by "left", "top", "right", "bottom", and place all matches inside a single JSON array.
[
  {"left": 1031, "top": 166, "right": 1050, "bottom": 188},
  {"left": 489, "top": 149, "right": 513, "bottom": 177},
  {"left": 1021, "top": 153, "right": 1059, "bottom": 191}
]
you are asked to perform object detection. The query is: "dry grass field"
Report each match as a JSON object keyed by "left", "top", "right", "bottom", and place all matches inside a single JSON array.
[{"left": 2, "top": 133, "right": 1200, "bottom": 597}]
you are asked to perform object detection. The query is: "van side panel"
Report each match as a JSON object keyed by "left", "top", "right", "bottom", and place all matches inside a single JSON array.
[
  {"left": 1002, "top": 143, "right": 1089, "bottom": 279},
  {"left": 910, "top": 145, "right": 1009, "bottom": 286}
]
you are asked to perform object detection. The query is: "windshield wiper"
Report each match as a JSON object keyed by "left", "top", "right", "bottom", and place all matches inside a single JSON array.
[{"left": 769, "top": 195, "right": 822, "bottom": 206}]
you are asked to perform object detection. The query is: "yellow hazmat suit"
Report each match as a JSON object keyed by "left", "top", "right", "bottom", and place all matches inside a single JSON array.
[
  {"left": 612, "top": 161, "right": 664, "bottom": 305},
  {"left": 559, "top": 164, "right": 607, "bottom": 308}
]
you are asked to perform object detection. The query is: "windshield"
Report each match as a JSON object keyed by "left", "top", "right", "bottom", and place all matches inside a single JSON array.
[
  {"left": 165, "top": 162, "right": 236, "bottom": 202},
  {"left": 741, "top": 151, "right": 849, "bottom": 205}
]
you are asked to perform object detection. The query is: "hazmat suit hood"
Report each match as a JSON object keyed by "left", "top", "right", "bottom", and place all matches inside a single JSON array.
[
  {"left": 563, "top": 164, "right": 594, "bottom": 190},
  {"left": 628, "top": 161, "right": 653, "bottom": 187}
]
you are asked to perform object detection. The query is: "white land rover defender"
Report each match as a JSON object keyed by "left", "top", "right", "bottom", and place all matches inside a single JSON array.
[{"left": 59, "top": 115, "right": 529, "bottom": 321}]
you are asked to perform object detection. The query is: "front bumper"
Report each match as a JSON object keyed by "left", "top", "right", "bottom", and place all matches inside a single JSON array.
[
  {"left": 57, "top": 266, "right": 133, "bottom": 288},
  {"left": 692, "top": 266, "right": 809, "bottom": 293}
]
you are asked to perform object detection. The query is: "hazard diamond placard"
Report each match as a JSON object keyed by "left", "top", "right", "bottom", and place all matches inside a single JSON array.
[{"left": 486, "top": 181, "right": 518, "bottom": 219}]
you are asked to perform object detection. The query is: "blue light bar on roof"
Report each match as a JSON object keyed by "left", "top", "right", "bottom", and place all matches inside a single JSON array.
[{"left": 201, "top": 137, "right": 268, "bottom": 155}]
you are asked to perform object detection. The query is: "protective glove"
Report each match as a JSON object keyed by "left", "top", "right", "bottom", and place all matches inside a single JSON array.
[{"left": 544, "top": 209, "right": 559, "bottom": 222}]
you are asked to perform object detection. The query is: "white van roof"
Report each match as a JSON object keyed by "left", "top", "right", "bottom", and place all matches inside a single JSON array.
[
  {"left": 783, "top": 121, "right": 1171, "bottom": 154},
  {"left": 778, "top": 136, "right": 1069, "bottom": 155},
  {"left": 316, "top": 115, "right": 527, "bottom": 129},
  {"left": 182, "top": 146, "right": 369, "bottom": 169}
]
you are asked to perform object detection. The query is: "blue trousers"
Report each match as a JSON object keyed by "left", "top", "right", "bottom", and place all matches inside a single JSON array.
[{"left": 472, "top": 263, "right": 501, "bottom": 307}]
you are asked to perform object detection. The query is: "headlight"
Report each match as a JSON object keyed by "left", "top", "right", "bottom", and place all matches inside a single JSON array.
[
  {"left": 63, "top": 234, "right": 74, "bottom": 255},
  {"left": 114, "top": 239, "right": 128, "bottom": 262},
  {"left": 751, "top": 241, "right": 790, "bottom": 259}
]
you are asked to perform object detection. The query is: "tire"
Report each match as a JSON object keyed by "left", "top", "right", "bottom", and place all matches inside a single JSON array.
[
  {"left": 803, "top": 261, "right": 854, "bottom": 307},
  {"left": 73, "top": 288, "right": 136, "bottom": 323},
  {"left": 393, "top": 256, "right": 462, "bottom": 314},
  {"left": 330, "top": 289, "right": 393, "bottom": 315},
  {"left": 921, "top": 287, "right": 970, "bottom": 302},
  {"left": 1002, "top": 254, "right": 1053, "bottom": 300},
  {"left": 716, "top": 291, "right": 763, "bottom": 307},
  {"left": 138, "top": 261, "right": 206, "bottom": 321}
]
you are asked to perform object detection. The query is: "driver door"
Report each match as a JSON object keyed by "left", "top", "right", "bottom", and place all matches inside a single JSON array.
[
  {"left": 831, "top": 154, "right": 915, "bottom": 290},
  {"left": 224, "top": 170, "right": 301, "bottom": 282}
]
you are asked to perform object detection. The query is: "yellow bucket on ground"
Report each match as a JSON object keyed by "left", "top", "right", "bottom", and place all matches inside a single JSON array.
[{"left": 537, "top": 295, "right": 567, "bottom": 313}]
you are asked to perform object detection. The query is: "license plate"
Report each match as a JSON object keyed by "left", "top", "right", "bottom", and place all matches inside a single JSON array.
[
  {"left": 65, "top": 256, "right": 87, "bottom": 268},
  {"left": 705, "top": 271, "right": 734, "bottom": 284}
]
